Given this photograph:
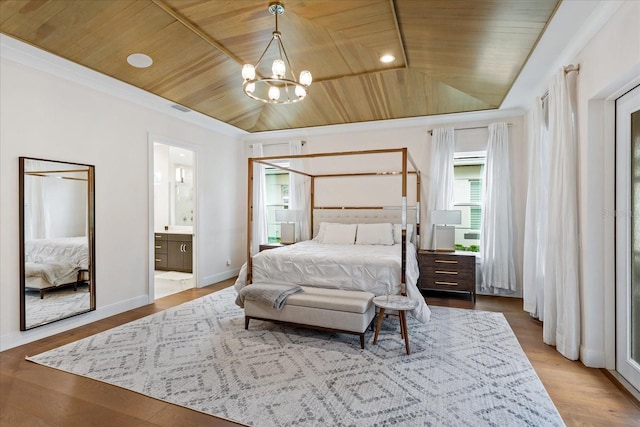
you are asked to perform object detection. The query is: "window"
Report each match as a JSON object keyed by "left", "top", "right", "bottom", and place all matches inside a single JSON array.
[
  {"left": 264, "top": 162, "right": 289, "bottom": 242},
  {"left": 453, "top": 152, "right": 485, "bottom": 252}
]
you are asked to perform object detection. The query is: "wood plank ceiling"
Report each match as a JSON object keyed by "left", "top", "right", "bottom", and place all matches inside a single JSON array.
[{"left": 0, "top": 0, "right": 560, "bottom": 133}]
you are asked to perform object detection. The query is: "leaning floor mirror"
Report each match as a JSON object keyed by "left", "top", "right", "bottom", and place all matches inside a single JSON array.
[{"left": 19, "top": 157, "right": 95, "bottom": 330}]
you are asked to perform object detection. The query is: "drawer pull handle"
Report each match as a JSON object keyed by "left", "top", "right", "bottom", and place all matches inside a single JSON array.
[
  {"left": 435, "top": 260, "right": 458, "bottom": 264},
  {"left": 435, "top": 281, "right": 458, "bottom": 286},
  {"left": 155, "top": 258, "right": 162, "bottom": 262},
  {"left": 435, "top": 270, "right": 458, "bottom": 275},
  {"left": 155, "top": 245, "right": 162, "bottom": 249}
]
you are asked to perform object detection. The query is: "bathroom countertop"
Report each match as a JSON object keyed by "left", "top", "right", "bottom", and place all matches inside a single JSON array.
[{"left": 155, "top": 226, "right": 193, "bottom": 235}]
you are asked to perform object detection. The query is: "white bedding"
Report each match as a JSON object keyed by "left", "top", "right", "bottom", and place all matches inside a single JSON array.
[
  {"left": 234, "top": 240, "right": 431, "bottom": 323},
  {"left": 25, "top": 236, "right": 89, "bottom": 270},
  {"left": 24, "top": 236, "right": 88, "bottom": 288},
  {"left": 25, "top": 262, "right": 79, "bottom": 288}
]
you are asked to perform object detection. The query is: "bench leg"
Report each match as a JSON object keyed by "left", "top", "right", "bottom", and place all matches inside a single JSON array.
[
  {"left": 245, "top": 316, "right": 250, "bottom": 330},
  {"left": 359, "top": 333, "right": 365, "bottom": 349}
]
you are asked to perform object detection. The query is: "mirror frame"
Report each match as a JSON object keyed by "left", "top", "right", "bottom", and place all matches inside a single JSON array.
[{"left": 19, "top": 156, "right": 96, "bottom": 330}]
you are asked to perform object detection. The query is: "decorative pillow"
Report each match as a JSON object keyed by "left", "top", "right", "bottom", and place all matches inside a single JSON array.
[
  {"left": 393, "top": 223, "right": 414, "bottom": 244},
  {"left": 355, "top": 223, "right": 394, "bottom": 245},
  {"left": 320, "top": 223, "right": 357, "bottom": 244}
]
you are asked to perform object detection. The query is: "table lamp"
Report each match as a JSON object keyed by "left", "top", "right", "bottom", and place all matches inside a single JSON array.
[{"left": 431, "top": 210, "right": 462, "bottom": 252}]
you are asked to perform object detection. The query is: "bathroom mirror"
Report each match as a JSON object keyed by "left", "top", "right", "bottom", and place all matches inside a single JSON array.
[
  {"left": 19, "top": 157, "right": 95, "bottom": 330},
  {"left": 153, "top": 143, "right": 194, "bottom": 229}
]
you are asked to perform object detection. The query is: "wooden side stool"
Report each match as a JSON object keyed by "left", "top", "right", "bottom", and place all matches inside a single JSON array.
[{"left": 372, "top": 295, "right": 419, "bottom": 355}]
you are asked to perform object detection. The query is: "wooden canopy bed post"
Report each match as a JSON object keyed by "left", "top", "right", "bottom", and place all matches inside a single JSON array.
[
  {"left": 401, "top": 148, "right": 408, "bottom": 289},
  {"left": 310, "top": 175, "right": 316, "bottom": 240},
  {"left": 245, "top": 148, "right": 420, "bottom": 295},
  {"left": 415, "top": 169, "right": 421, "bottom": 249},
  {"left": 247, "top": 157, "right": 254, "bottom": 284}
]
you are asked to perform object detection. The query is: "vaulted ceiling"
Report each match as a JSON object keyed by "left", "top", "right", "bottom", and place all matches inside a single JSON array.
[{"left": 0, "top": 0, "right": 560, "bottom": 133}]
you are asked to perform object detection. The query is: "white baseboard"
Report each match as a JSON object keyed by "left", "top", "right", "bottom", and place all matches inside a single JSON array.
[
  {"left": 199, "top": 269, "right": 239, "bottom": 288},
  {"left": 0, "top": 295, "right": 149, "bottom": 352}
]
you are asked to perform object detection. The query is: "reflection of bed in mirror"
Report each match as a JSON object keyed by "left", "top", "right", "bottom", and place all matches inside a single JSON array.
[
  {"left": 24, "top": 236, "right": 89, "bottom": 298},
  {"left": 20, "top": 157, "right": 95, "bottom": 330}
]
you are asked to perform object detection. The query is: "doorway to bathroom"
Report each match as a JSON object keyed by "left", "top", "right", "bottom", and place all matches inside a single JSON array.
[{"left": 150, "top": 138, "right": 197, "bottom": 300}]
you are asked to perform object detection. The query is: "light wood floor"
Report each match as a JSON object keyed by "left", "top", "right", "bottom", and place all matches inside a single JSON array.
[{"left": 1, "top": 280, "right": 638, "bottom": 426}]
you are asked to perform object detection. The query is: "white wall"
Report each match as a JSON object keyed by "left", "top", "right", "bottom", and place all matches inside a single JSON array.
[
  {"left": 244, "top": 114, "right": 527, "bottom": 297},
  {"left": 0, "top": 47, "right": 246, "bottom": 350}
]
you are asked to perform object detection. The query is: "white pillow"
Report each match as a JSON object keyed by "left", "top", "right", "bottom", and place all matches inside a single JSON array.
[
  {"left": 314, "top": 222, "right": 339, "bottom": 241},
  {"left": 320, "top": 223, "right": 357, "bottom": 244},
  {"left": 393, "top": 223, "right": 414, "bottom": 244},
  {"left": 355, "top": 223, "right": 394, "bottom": 245}
]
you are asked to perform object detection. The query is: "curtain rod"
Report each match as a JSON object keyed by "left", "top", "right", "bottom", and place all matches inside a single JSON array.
[
  {"left": 427, "top": 123, "right": 512, "bottom": 136},
  {"left": 540, "top": 64, "right": 580, "bottom": 103},
  {"left": 248, "top": 141, "right": 305, "bottom": 148}
]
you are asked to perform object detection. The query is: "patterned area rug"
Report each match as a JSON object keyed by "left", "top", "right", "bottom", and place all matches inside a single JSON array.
[
  {"left": 25, "top": 284, "right": 90, "bottom": 328},
  {"left": 27, "top": 287, "right": 564, "bottom": 426}
]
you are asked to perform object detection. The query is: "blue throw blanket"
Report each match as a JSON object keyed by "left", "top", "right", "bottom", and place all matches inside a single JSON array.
[{"left": 235, "top": 283, "right": 303, "bottom": 310}]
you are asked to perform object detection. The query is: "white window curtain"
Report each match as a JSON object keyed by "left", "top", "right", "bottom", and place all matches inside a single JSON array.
[
  {"left": 288, "top": 141, "right": 310, "bottom": 241},
  {"left": 252, "top": 143, "right": 268, "bottom": 254},
  {"left": 523, "top": 99, "right": 549, "bottom": 318},
  {"left": 25, "top": 174, "right": 49, "bottom": 240},
  {"left": 543, "top": 68, "right": 580, "bottom": 360},
  {"left": 481, "top": 122, "right": 517, "bottom": 293},
  {"left": 25, "top": 160, "right": 51, "bottom": 240},
  {"left": 426, "top": 127, "right": 455, "bottom": 249}
]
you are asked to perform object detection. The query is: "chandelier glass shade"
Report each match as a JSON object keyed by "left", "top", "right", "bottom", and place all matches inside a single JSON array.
[{"left": 241, "top": 3, "right": 312, "bottom": 104}]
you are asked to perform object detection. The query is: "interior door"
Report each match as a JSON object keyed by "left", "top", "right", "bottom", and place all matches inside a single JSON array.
[{"left": 615, "top": 84, "right": 640, "bottom": 392}]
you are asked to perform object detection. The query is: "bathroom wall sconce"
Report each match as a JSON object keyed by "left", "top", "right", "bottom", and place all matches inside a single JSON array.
[{"left": 175, "top": 166, "right": 185, "bottom": 183}]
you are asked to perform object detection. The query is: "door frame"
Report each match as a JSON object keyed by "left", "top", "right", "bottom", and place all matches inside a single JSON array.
[
  {"left": 615, "top": 84, "right": 640, "bottom": 392},
  {"left": 147, "top": 134, "right": 199, "bottom": 302}
]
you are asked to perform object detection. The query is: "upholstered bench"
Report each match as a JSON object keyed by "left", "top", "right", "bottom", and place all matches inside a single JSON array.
[{"left": 244, "top": 285, "right": 376, "bottom": 348}]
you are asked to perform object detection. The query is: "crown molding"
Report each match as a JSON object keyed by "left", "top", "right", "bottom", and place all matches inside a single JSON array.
[
  {"left": 3, "top": 1, "right": 621, "bottom": 140},
  {"left": 502, "top": 0, "right": 625, "bottom": 111},
  {"left": 0, "top": 34, "right": 247, "bottom": 139},
  {"left": 241, "top": 108, "right": 525, "bottom": 142}
]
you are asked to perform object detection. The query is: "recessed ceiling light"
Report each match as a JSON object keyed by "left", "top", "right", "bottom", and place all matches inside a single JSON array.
[
  {"left": 127, "top": 53, "right": 153, "bottom": 68},
  {"left": 380, "top": 54, "right": 395, "bottom": 63}
]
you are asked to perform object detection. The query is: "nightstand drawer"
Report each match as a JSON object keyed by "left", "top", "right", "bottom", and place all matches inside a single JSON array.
[{"left": 418, "top": 250, "right": 476, "bottom": 301}]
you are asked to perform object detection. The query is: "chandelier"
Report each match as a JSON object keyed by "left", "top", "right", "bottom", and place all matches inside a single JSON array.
[{"left": 241, "top": 3, "right": 312, "bottom": 104}]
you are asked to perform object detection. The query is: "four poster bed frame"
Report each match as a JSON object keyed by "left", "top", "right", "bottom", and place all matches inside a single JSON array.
[{"left": 246, "top": 148, "right": 421, "bottom": 292}]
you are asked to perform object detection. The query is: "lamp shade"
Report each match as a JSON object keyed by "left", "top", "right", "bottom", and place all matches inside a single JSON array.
[
  {"left": 431, "top": 210, "right": 462, "bottom": 225},
  {"left": 275, "top": 209, "right": 300, "bottom": 222}
]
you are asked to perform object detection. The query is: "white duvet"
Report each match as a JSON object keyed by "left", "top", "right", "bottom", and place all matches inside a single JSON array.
[
  {"left": 235, "top": 240, "right": 431, "bottom": 323},
  {"left": 25, "top": 236, "right": 89, "bottom": 269}
]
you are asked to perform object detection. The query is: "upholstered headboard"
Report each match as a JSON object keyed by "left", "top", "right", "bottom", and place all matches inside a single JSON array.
[{"left": 312, "top": 208, "right": 419, "bottom": 242}]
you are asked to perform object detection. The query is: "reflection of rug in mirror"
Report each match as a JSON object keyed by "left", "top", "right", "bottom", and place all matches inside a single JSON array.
[
  {"left": 25, "top": 284, "right": 90, "bottom": 327},
  {"left": 154, "top": 271, "right": 193, "bottom": 281},
  {"left": 27, "top": 287, "right": 564, "bottom": 427}
]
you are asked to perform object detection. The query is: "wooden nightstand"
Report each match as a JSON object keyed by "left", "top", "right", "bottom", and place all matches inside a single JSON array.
[
  {"left": 259, "top": 242, "right": 290, "bottom": 251},
  {"left": 418, "top": 250, "right": 476, "bottom": 302}
]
